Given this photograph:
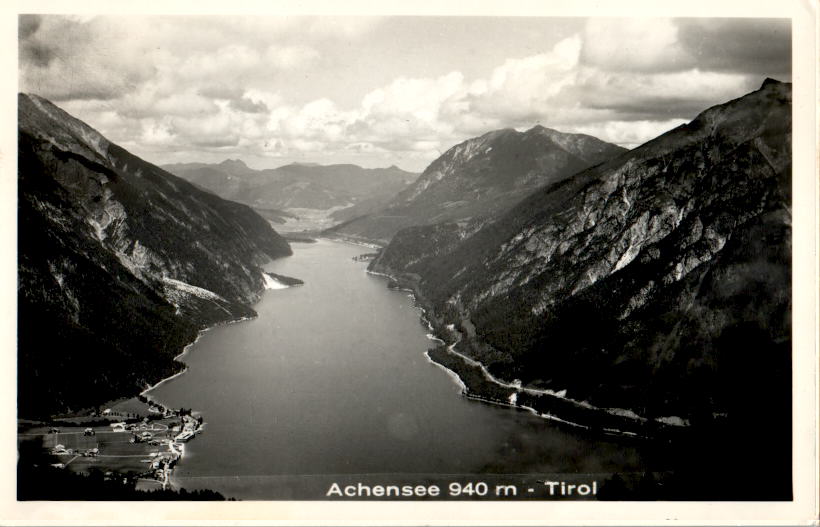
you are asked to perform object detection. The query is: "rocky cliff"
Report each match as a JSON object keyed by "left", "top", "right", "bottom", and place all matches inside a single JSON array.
[
  {"left": 18, "top": 93, "right": 292, "bottom": 417},
  {"left": 330, "top": 127, "right": 627, "bottom": 244},
  {"left": 373, "top": 79, "right": 791, "bottom": 430}
]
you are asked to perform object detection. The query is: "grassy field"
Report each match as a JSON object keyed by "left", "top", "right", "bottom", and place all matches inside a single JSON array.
[{"left": 18, "top": 413, "right": 186, "bottom": 480}]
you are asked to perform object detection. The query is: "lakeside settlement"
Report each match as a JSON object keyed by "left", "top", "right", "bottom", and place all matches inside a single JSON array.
[
  {"left": 17, "top": 397, "right": 203, "bottom": 492},
  {"left": 16, "top": 271, "right": 302, "bottom": 494}
]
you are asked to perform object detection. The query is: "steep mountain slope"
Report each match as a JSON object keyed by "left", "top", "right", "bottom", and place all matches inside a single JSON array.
[
  {"left": 373, "top": 79, "right": 791, "bottom": 432},
  {"left": 162, "top": 160, "right": 417, "bottom": 230},
  {"left": 329, "top": 127, "right": 627, "bottom": 244},
  {"left": 18, "top": 93, "right": 292, "bottom": 417}
]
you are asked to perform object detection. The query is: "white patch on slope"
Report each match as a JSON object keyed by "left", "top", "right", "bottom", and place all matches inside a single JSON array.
[
  {"left": 87, "top": 192, "right": 126, "bottom": 242},
  {"left": 161, "top": 277, "right": 227, "bottom": 302},
  {"left": 656, "top": 415, "right": 690, "bottom": 427},
  {"left": 606, "top": 407, "right": 644, "bottom": 421},
  {"left": 263, "top": 273, "right": 289, "bottom": 290},
  {"left": 113, "top": 240, "right": 154, "bottom": 280}
]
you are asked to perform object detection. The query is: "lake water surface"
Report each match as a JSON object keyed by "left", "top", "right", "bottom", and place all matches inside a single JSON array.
[{"left": 149, "top": 239, "right": 648, "bottom": 499}]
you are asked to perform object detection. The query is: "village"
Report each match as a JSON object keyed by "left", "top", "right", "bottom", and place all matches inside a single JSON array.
[{"left": 17, "top": 396, "right": 203, "bottom": 491}]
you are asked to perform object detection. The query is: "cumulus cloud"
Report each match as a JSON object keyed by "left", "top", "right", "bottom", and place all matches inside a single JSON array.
[
  {"left": 573, "top": 119, "right": 690, "bottom": 149},
  {"left": 229, "top": 97, "right": 269, "bottom": 114},
  {"left": 19, "top": 15, "right": 791, "bottom": 170},
  {"left": 265, "top": 45, "right": 320, "bottom": 68},
  {"left": 464, "top": 36, "right": 582, "bottom": 123},
  {"left": 574, "top": 68, "right": 754, "bottom": 118},
  {"left": 581, "top": 18, "right": 691, "bottom": 72},
  {"left": 19, "top": 16, "right": 322, "bottom": 103},
  {"left": 19, "top": 16, "right": 161, "bottom": 101}
]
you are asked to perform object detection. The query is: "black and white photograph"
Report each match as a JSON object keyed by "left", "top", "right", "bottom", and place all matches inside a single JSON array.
[{"left": 5, "top": 1, "right": 818, "bottom": 524}]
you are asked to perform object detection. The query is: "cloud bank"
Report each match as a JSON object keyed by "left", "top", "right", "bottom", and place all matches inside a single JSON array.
[{"left": 19, "top": 16, "right": 791, "bottom": 171}]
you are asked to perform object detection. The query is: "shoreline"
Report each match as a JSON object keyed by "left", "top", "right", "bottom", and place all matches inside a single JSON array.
[
  {"left": 136, "top": 316, "right": 253, "bottom": 491},
  {"left": 139, "top": 269, "right": 299, "bottom": 491},
  {"left": 365, "top": 263, "right": 685, "bottom": 439},
  {"left": 321, "top": 233, "right": 385, "bottom": 250},
  {"left": 142, "top": 314, "right": 257, "bottom": 399},
  {"left": 421, "top": 333, "right": 603, "bottom": 433},
  {"left": 422, "top": 350, "right": 467, "bottom": 393},
  {"left": 145, "top": 262, "right": 304, "bottom": 400}
]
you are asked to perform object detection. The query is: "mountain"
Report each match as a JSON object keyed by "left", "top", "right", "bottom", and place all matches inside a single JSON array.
[
  {"left": 18, "top": 93, "right": 292, "bottom": 417},
  {"left": 328, "top": 127, "right": 627, "bottom": 244},
  {"left": 216, "top": 158, "right": 256, "bottom": 176},
  {"left": 162, "top": 161, "right": 418, "bottom": 231},
  {"left": 371, "top": 79, "right": 791, "bottom": 441},
  {"left": 159, "top": 159, "right": 254, "bottom": 209}
]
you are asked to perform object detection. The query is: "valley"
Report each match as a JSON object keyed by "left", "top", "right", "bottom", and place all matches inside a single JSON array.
[
  {"left": 162, "top": 160, "right": 418, "bottom": 234},
  {"left": 16, "top": 80, "right": 793, "bottom": 501}
]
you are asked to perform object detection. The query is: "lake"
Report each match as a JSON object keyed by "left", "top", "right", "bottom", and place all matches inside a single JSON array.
[{"left": 148, "top": 239, "right": 648, "bottom": 499}]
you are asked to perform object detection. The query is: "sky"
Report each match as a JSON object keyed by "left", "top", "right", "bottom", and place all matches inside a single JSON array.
[{"left": 19, "top": 16, "right": 791, "bottom": 172}]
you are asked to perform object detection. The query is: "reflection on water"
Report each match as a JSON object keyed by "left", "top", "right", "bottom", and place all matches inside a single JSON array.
[{"left": 150, "top": 239, "right": 647, "bottom": 499}]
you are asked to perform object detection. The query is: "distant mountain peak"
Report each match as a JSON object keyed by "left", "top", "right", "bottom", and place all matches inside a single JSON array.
[
  {"left": 479, "top": 127, "right": 517, "bottom": 140},
  {"left": 219, "top": 158, "right": 249, "bottom": 168},
  {"left": 331, "top": 124, "right": 626, "bottom": 242},
  {"left": 163, "top": 158, "right": 418, "bottom": 218},
  {"left": 524, "top": 124, "right": 601, "bottom": 143},
  {"left": 525, "top": 124, "right": 555, "bottom": 134},
  {"left": 761, "top": 77, "right": 785, "bottom": 89},
  {"left": 214, "top": 158, "right": 255, "bottom": 177},
  {"left": 525, "top": 125, "right": 566, "bottom": 140}
]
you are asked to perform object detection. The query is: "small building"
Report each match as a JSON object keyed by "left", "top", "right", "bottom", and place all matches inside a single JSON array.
[{"left": 175, "top": 430, "right": 194, "bottom": 442}]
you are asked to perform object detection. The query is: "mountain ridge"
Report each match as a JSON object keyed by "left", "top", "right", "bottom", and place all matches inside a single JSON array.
[
  {"left": 162, "top": 160, "right": 418, "bottom": 228},
  {"left": 371, "top": 79, "right": 791, "bottom": 429},
  {"left": 18, "top": 93, "right": 292, "bottom": 417},
  {"left": 327, "top": 124, "right": 627, "bottom": 244}
]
